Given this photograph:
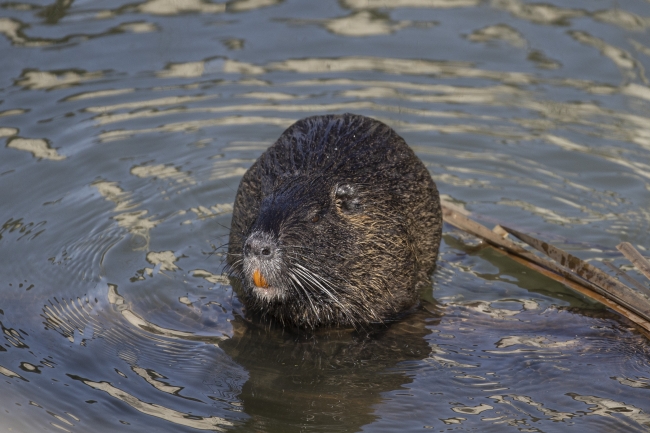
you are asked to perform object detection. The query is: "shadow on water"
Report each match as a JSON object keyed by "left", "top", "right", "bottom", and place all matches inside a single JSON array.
[{"left": 221, "top": 306, "right": 441, "bottom": 432}]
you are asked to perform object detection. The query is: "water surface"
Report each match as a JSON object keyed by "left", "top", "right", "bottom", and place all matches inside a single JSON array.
[{"left": 1, "top": 0, "right": 650, "bottom": 431}]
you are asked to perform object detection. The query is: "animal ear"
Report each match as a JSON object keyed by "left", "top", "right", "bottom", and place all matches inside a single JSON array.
[{"left": 335, "top": 184, "right": 362, "bottom": 213}]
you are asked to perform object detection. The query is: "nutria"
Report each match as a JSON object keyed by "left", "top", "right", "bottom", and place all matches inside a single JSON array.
[{"left": 227, "top": 113, "right": 442, "bottom": 328}]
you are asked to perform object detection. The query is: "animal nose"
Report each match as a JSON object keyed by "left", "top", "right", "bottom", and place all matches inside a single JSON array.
[{"left": 244, "top": 233, "right": 277, "bottom": 259}]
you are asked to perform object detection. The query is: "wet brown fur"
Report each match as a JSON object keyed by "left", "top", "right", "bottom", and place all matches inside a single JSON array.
[{"left": 227, "top": 113, "right": 442, "bottom": 328}]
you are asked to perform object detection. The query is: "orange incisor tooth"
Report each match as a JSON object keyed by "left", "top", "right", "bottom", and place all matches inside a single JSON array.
[{"left": 253, "top": 269, "right": 268, "bottom": 288}]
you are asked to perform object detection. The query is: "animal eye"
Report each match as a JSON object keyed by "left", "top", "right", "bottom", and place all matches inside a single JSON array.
[
  {"left": 335, "top": 184, "right": 361, "bottom": 213},
  {"left": 311, "top": 214, "right": 320, "bottom": 223}
]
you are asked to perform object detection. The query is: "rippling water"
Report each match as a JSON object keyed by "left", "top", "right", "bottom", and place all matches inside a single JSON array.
[{"left": 1, "top": 0, "right": 650, "bottom": 431}]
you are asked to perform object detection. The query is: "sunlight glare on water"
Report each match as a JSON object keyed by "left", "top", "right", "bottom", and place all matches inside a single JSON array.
[{"left": 1, "top": 0, "right": 650, "bottom": 431}]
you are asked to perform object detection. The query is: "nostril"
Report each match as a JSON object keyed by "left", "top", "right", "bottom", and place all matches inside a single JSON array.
[{"left": 244, "top": 233, "right": 277, "bottom": 259}]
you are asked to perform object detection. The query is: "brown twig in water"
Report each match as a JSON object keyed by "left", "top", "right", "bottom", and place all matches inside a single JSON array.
[
  {"left": 603, "top": 261, "right": 650, "bottom": 296},
  {"left": 441, "top": 202, "right": 650, "bottom": 336},
  {"left": 617, "top": 242, "right": 650, "bottom": 282}
]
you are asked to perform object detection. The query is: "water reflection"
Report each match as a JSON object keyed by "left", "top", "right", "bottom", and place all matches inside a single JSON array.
[
  {"left": 280, "top": 11, "right": 420, "bottom": 37},
  {"left": 494, "top": 0, "right": 584, "bottom": 25},
  {"left": 16, "top": 69, "right": 104, "bottom": 90},
  {"left": 341, "top": 0, "right": 480, "bottom": 9},
  {"left": 138, "top": 0, "right": 226, "bottom": 15},
  {"left": 69, "top": 375, "right": 235, "bottom": 430},
  {"left": 7, "top": 137, "right": 66, "bottom": 160},
  {"left": 92, "top": 180, "right": 159, "bottom": 242},
  {"left": 467, "top": 24, "right": 527, "bottom": 48},
  {"left": 221, "top": 308, "right": 440, "bottom": 431}
]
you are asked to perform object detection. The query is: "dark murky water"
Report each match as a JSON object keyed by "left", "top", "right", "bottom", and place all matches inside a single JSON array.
[{"left": 1, "top": 0, "right": 650, "bottom": 431}]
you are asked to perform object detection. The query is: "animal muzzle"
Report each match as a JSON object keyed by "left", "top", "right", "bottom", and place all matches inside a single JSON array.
[
  {"left": 243, "top": 231, "right": 280, "bottom": 290},
  {"left": 244, "top": 231, "right": 277, "bottom": 260}
]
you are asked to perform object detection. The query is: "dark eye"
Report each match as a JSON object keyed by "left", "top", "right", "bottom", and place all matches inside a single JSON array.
[
  {"left": 335, "top": 184, "right": 361, "bottom": 213},
  {"left": 311, "top": 214, "right": 320, "bottom": 223}
]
